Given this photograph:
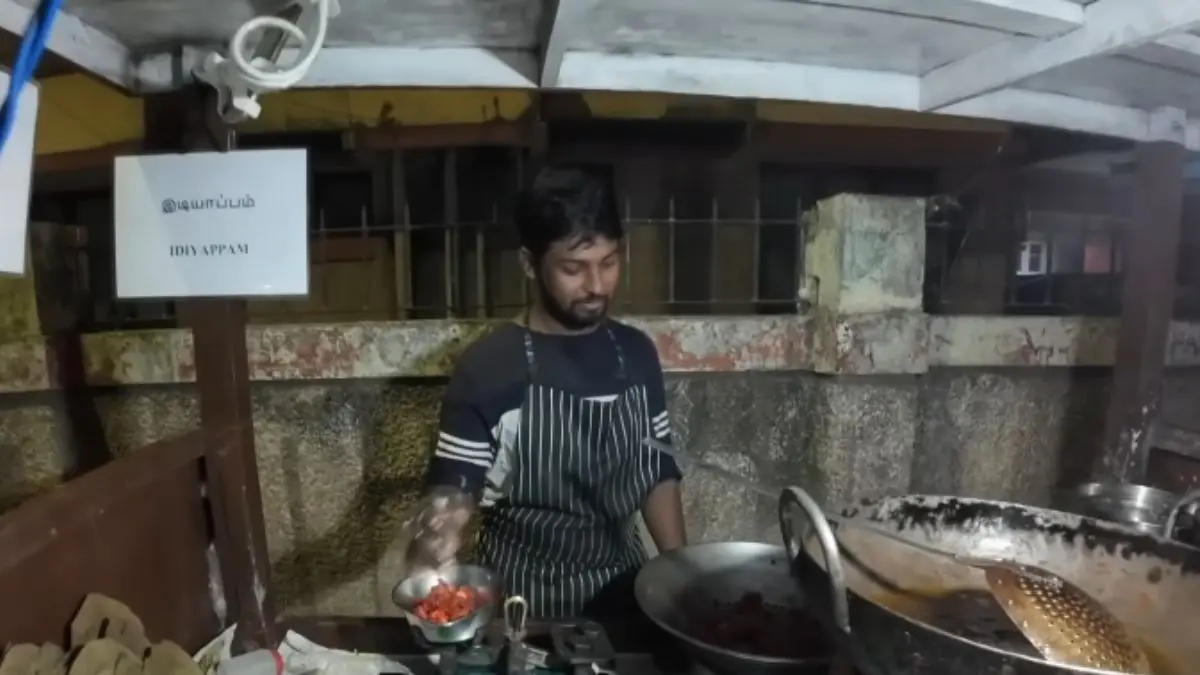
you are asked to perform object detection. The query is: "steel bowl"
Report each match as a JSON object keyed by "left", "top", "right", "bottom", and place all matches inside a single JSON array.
[
  {"left": 1055, "top": 483, "right": 1182, "bottom": 535},
  {"left": 634, "top": 542, "right": 831, "bottom": 675},
  {"left": 392, "top": 564, "right": 503, "bottom": 644}
]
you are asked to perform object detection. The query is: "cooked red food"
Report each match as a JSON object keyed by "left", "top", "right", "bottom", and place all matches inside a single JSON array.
[
  {"left": 414, "top": 582, "right": 480, "bottom": 624},
  {"left": 687, "top": 591, "right": 829, "bottom": 659}
]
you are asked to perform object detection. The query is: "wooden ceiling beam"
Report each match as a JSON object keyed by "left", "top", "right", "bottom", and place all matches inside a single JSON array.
[{"left": 921, "top": 0, "right": 1200, "bottom": 111}]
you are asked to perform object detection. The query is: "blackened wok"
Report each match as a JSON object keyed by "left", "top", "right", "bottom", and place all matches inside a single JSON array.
[
  {"left": 633, "top": 542, "right": 830, "bottom": 675},
  {"left": 778, "top": 486, "right": 1200, "bottom": 675}
]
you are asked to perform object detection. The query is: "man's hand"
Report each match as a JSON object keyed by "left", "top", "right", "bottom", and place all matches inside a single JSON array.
[{"left": 406, "top": 490, "right": 474, "bottom": 575}]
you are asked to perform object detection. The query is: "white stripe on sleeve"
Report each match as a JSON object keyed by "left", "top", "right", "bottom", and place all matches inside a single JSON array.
[{"left": 435, "top": 431, "right": 495, "bottom": 466}]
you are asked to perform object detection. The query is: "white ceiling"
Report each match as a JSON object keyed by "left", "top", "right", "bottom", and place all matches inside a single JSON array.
[
  {"left": 574, "top": 1, "right": 1013, "bottom": 76},
  {"left": 6, "top": 0, "right": 1200, "bottom": 148},
  {"left": 46, "top": 0, "right": 542, "bottom": 50}
]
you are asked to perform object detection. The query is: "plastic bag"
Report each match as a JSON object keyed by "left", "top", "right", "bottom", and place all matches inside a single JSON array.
[{"left": 403, "top": 486, "right": 475, "bottom": 576}]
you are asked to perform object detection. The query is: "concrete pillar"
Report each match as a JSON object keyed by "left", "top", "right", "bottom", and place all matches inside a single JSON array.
[{"left": 802, "top": 194, "right": 927, "bottom": 506}]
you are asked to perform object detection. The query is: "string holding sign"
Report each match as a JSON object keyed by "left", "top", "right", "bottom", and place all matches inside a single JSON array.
[{"left": 0, "top": 0, "right": 63, "bottom": 157}]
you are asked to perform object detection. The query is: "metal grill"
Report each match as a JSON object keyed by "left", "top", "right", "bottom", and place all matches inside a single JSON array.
[{"left": 301, "top": 199, "right": 805, "bottom": 321}]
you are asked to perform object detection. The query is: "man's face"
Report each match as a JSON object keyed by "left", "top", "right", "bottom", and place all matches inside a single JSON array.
[{"left": 531, "top": 235, "right": 621, "bottom": 330}]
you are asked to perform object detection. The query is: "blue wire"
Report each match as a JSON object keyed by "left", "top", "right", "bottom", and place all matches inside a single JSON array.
[{"left": 0, "top": 0, "right": 65, "bottom": 158}]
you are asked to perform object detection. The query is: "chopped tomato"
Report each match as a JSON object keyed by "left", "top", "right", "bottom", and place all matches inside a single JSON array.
[{"left": 414, "top": 582, "right": 480, "bottom": 624}]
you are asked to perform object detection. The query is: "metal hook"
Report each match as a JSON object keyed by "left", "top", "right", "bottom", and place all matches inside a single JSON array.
[
  {"left": 1164, "top": 487, "right": 1200, "bottom": 538},
  {"left": 504, "top": 595, "right": 529, "bottom": 642}
]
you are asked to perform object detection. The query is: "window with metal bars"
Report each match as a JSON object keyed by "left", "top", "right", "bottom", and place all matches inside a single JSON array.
[
  {"left": 1007, "top": 209, "right": 1125, "bottom": 316},
  {"left": 28, "top": 141, "right": 966, "bottom": 329}
]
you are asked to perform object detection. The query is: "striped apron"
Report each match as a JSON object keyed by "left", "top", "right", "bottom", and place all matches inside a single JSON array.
[{"left": 477, "top": 323, "right": 659, "bottom": 619}]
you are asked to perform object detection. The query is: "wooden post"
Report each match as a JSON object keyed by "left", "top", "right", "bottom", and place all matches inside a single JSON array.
[
  {"left": 1096, "top": 140, "right": 1187, "bottom": 483},
  {"left": 142, "top": 90, "right": 279, "bottom": 652}
]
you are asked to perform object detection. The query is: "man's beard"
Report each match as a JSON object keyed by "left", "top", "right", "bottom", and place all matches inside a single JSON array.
[{"left": 535, "top": 276, "right": 608, "bottom": 331}]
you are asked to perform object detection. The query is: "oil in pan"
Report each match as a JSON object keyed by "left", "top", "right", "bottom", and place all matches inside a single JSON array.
[{"left": 867, "top": 587, "right": 1180, "bottom": 675}]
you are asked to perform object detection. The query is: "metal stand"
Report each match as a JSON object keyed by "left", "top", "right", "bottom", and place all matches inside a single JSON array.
[
  {"left": 407, "top": 620, "right": 620, "bottom": 674},
  {"left": 549, "top": 621, "right": 617, "bottom": 675},
  {"left": 409, "top": 623, "right": 501, "bottom": 675}
]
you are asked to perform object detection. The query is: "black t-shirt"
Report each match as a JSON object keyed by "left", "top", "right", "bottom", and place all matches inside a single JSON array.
[{"left": 425, "top": 320, "right": 682, "bottom": 500}]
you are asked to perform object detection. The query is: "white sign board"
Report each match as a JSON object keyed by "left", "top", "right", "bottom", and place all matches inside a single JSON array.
[
  {"left": 114, "top": 149, "right": 310, "bottom": 299},
  {"left": 0, "top": 70, "right": 38, "bottom": 276}
]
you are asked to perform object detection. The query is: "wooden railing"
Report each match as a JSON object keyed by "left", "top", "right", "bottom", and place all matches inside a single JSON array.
[{"left": 0, "top": 431, "right": 221, "bottom": 651}]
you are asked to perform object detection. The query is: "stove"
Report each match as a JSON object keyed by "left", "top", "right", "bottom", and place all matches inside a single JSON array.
[{"left": 386, "top": 621, "right": 702, "bottom": 675}]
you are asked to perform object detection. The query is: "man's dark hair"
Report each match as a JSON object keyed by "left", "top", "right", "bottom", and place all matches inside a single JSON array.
[{"left": 514, "top": 166, "right": 623, "bottom": 260}]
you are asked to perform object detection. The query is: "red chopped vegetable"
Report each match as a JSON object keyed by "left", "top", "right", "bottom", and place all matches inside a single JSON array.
[{"left": 414, "top": 582, "right": 480, "bottom": 624}]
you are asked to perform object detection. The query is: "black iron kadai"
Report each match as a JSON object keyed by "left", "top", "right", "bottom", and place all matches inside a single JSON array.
[{"left": 778, "top": 487, "right": 1200, "bottom": 675}]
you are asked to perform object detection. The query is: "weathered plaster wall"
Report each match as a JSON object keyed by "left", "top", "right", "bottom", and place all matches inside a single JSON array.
[
  {"left": 915, "top": 367, "right": 1200, "bottom": 500},
  {"left": 44, "top": 373, "right": 821, "bottom": 613},
  {"left": 4, "top": 316, "right": 1200, "bottom": 614}
]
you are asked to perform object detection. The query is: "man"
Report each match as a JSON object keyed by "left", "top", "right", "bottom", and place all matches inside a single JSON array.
[{"left": 407, "top": 167, "right": 687, "bottom": 619}]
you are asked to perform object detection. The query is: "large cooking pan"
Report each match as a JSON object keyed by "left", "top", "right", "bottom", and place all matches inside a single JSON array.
[
  {"left": 634, "top": 542, "right": 830, "bottom": 675},
  {"left": 779, "top": 487, "right": 1200, "bottom": 675}
]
